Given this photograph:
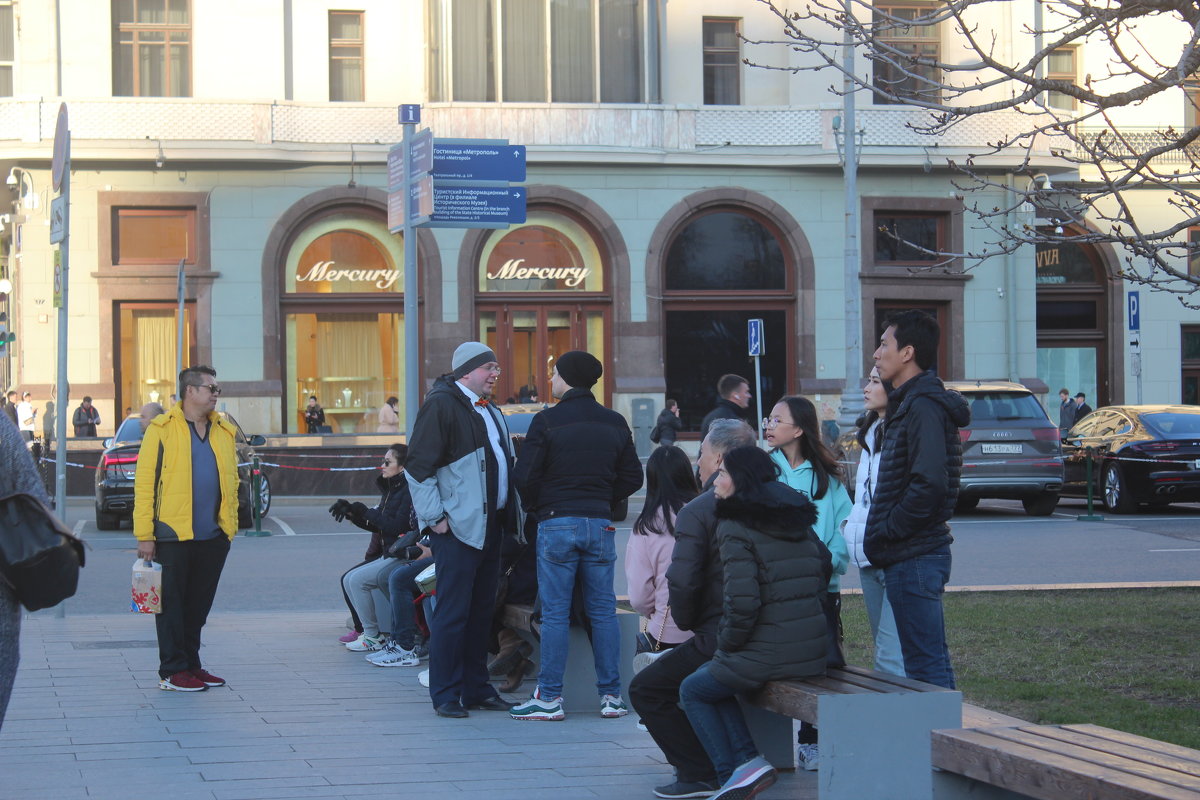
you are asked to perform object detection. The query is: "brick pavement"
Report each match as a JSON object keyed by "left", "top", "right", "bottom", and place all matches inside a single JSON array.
[{"left": 0, "top": 611, "right": 815, "bottom": 800}]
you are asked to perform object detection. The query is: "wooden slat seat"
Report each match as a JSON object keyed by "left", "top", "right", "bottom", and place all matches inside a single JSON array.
[{"left": 932, "top": 723, "right": 1200, "bottom": 800}]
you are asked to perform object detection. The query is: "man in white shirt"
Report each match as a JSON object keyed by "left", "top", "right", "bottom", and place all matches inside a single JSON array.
[{"left": 16, "top": 392, "right": 35, "bottom": 443}]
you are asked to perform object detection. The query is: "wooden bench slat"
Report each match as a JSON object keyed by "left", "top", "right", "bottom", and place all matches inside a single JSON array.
[
  {"left": 838, "top": 664, "right": 955, "bottom": 693},
  {"left": 749, "top": 681, "right": 819, "bottom": 722},
  {"left": 1023, "top": 725, "right": 1200, "bottom": 779},
  {"left": 960, "top": 702, "right": 1028, "bottom": 728},
  {"left": 1062, "top": 724, "right": 1200, "bottom": 768},
  {"left": 932, "top": 728, "right": 1200, "bottom": 800}
]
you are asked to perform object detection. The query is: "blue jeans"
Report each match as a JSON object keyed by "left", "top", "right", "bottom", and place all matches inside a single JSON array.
[
  {"left": 387, "top": 557, "right": 433, "bottom": 649},
  {"left": 860, "top": 565, "right": 905, "bottom": 676},
  {"left": 883, "top": 548, "right": 956, "bottom": 689},
  {"left": 678, "top": 663, "right": 758, "bottom": 785},
  {"left": 535, "top": 516, "right": 621, "bottom": 699}
]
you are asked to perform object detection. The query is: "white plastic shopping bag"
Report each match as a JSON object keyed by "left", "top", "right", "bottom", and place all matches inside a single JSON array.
[{"left": 131, "top": 558, "right": 163, "bottom": 614}]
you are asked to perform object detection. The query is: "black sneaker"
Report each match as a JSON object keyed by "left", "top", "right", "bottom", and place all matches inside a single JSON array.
[{"left": 654, "top": 779, "right": 719, "bottom": 799}]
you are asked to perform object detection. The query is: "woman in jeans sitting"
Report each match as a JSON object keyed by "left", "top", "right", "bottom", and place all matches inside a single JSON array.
[{"left": 678, "top": 446, "right": 830, "bottom": 800}]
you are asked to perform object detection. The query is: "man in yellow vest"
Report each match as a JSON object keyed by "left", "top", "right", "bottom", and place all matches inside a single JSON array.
[{"left": 133, "top": 366, "right": 239, "bottom": 692}]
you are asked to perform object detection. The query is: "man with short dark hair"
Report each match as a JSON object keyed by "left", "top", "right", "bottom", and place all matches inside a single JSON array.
[
  {"left": 133, "top": 366, "right": 238, "bottom": 692},
  {"left": 699, "top": 374, "right": 753, "bottom": 441},
  {"left": 73, "top": 396, "right": 101, "bottom": 437},
  {"left": 2, "top": 391, "right": 17, "bottom": 429},
  {"left": 629, "top": 419, "right": 757, "bottom": 799},
  {"left": 1057, "top": 388, "right": 1074, "bottom": 435},
  {"left": 1073, "top": 392, "right": 1093, "bottom": 420},
  {"left": 405, "top": 342, "right": 522, "bottom": 718},
  {"left": 509, "top": 351, "right": 643, "bottom": 721},
  {"left": 866, "top": 310, "right": 969, "bottom": 690}
]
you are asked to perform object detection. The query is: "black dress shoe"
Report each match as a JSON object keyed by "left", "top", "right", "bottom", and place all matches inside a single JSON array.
[
  {"left": 435, "top": 701, "right": 469, "bottom": 718},
  {"left": 466, "top": 695, "right": 512, "bottom": 711}
]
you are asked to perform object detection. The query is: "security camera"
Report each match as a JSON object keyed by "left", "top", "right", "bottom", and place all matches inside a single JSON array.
[{"left": 1033, "top": 173, "right": 1053, "bottom": 191}]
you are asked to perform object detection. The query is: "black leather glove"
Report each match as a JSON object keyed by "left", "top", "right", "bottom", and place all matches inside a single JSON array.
[
  {"left": 348, "top": 502, "right": 368, "bottom": 517},
  {"left": 328, "top": 499, "right": 351, "bottom": 522}
]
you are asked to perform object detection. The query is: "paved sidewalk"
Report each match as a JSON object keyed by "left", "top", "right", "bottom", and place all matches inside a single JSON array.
[{"left": 1, "top": 611, "right": 816, "bottom": 800}]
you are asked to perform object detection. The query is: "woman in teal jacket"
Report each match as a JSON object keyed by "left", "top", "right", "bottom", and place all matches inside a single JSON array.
[{"left": 763, "top": 394, "right": 851, "bottom": 771}]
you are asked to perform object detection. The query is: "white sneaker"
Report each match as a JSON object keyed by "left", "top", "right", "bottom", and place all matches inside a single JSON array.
[
  {"left": 346, "top": 633, "right": 385, "bottom": 652},
  {"left": 417, "top": 669, "right": 430, "bottom": 688},
  {"left": 796, "top": 743, "right": 820, "bottom": 771},
  {"left": 600, "top": 694, "right": 629, "bottom": 718},
  {"left": 366, "top": 642, "right": 420, "bottom": 667}
]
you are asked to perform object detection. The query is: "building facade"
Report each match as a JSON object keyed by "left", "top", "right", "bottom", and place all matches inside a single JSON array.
[{"left": 0, "top": 0, "right": 1192, "bottom": 438}]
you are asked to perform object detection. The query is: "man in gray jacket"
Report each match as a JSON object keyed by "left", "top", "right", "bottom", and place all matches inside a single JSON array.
[{"left": 405, "top": 342, "right": 522, "bottom": 718}]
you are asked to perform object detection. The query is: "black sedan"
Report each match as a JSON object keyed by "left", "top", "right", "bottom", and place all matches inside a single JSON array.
[
  {"left": 1061, "top": 405, "right": 1200, "bottom": 513},
  {"left": 94, "top": 412, "right": 272, "bottom": 530}
]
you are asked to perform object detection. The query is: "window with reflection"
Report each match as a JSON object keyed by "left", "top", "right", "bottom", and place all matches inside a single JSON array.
[
  {"left": 427, "top": 0, "right": 644, "bottom": 103},
  {"left": 113, "top": 0, "right": 191, "bottom": 97},
  {"left": 113, "top": 208, "right": 196, "bottom": 265},
  {"left": 663, "top": 208, "right": 792, "bottom": 432},
  {"left": 874, "top": 213, "right": 943, "bottom": 265}
]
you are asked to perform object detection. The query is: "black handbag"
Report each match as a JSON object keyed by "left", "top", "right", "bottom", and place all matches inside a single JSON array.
[{"left": 0, "top": 491, "right": 86, "bottom": 611}]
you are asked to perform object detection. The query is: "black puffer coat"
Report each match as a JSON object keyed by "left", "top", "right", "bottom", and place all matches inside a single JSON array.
[
  {"left": 358, "top": 472, "right": 416, "bottom": 560},
  {"left": 708, "top": 482, "right": 829, "bottom": 692},
  {"left": 864, "top": 370, "right": 971, "bottom": 568}
]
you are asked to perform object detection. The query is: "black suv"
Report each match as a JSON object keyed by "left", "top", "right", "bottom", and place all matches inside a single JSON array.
[{"left": 94, "top": 412, "right": 272, "bottom": 530}]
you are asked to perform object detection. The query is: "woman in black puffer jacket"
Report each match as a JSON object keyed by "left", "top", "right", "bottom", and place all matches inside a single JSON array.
[{"left": 678, "top": 446, "right": 830, "bottom": 800}]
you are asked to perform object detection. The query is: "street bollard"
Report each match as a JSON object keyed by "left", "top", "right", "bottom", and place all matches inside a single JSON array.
[
  {"left": 1076, "top": 445, "right": 1105, "bottom": 521},
  {"left": 244, "top": 454, "right": 271, "bottom": 536}
]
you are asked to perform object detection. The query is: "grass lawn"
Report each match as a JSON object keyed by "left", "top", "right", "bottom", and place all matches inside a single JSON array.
[{"left": 840, "top": 587, "right": 1200, "bottom": 749}]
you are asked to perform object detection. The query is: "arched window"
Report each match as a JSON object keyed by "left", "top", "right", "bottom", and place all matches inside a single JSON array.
[{"left": 662, "top": 208, "right": 794, "bottom": 433}]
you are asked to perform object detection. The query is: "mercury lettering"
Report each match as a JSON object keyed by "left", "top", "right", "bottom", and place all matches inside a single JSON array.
[
  {"left": 486, "top": 259, "right": 589, "bottom": 288},
  {"left": 297, "top": 261, "right": 400, "bottom": 290}
]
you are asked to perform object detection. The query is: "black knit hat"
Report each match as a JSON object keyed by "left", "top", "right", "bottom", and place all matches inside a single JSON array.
[{"left": 555, "top": 351, "right": 603, "bottom": 388}]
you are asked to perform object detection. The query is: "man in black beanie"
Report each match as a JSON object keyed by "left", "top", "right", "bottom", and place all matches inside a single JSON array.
[{"left": 510, "top": 351, "right": 644, "bottom": 721}]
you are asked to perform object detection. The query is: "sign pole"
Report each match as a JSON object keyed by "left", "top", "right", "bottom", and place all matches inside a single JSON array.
[
  {"left": 401, "top": 113, "right": 419, "bottom": 436},
  {"left": 754, "top": 355, "right": 763, "bottom": 449},
  {"left": 176, "top": 258, "right": 186, "bottom": 387},
  {"left": 52, "top": 106, "right": 71, "bottom": 537}
]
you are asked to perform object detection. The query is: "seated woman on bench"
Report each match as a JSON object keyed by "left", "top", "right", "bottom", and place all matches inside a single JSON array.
[{"left": 678, "top": 445, "right": 831, "bottom": 800}]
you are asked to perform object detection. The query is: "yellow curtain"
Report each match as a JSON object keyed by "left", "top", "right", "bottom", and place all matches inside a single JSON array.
[
  {"left": 133, "top": 312, "right": 177, "bottom": 406},
  {"left": 316, "top": 314, "right": 376, "bottom": 378}
]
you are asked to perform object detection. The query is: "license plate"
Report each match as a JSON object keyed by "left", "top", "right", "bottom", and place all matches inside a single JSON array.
[{"left": 981, "top": 444, "right": 1023, "bottom": 454}]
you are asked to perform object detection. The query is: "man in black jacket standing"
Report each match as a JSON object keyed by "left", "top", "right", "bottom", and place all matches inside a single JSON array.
[
  {"left": 699, "top": 374, "right": 753, "bottom": 441},
  {"left": 509, "top": 351, "right": 643, "bottom": 721},
  {"left": 629, "top": 419, "right": 756, "bottom": 799},
  {"left": 865, "top": 310, "right": 970, "bottom": 690}
]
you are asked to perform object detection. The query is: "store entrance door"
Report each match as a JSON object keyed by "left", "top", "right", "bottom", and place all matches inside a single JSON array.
[
  {"left": 115, "top": 302, "right": 197, "bottom": 420},
  {"left": 478, "top": 304, "right": 610, "bottom": 405}
]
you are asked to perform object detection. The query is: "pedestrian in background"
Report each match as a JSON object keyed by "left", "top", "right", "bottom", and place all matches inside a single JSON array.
[
  {"left": 867, "top": 310, "right": 969, "bottom": 690},
  {"left": 652, "top": 398, "right": 683, "bottom": 447},
  {"left": 16, "top": 391, "right": 35, "bottom": 443},
  {"left": 405, "top": 341, "right": 520, "bottom": 719},
  {"left": 0, "top": 412, "right": 52, "bottom": 729},
  {"left": 678, "top": 445, "right": 829, "bottom": 800},
  {"left": 510, "top": 350, "right": 643, "bottom": 721},
  {"left": 133, "top": 366, "right": 238, "bottom": 692},
  {"left": 377, "top": 396, "right": 400, "bottom": 433},
  {"left": 699, "top": 375, "right": 753, "bottom": 441},
  {"left": 73, "top": 396, "right": 101, "bottom": 437},
  {"left": 3, "top": 390, "right": 17, "bottom": 429},
  {"left": 304, "top": 395, "right": 325, "bottom": 433},
  {"left": 1057, "top": 388, "right": 1075, "bottom": 435},
  {"left": 1073, "top": 392, "right": 1093, "bottom": 421}
]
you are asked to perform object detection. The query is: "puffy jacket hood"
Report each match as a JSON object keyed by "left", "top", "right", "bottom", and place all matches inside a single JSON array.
[{"left": 714, "top": 482, "right": 818, "bottom": 542}]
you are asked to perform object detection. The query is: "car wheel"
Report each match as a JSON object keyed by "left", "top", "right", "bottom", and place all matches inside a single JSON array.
[
  {"left": 1022, "top": 493, "right": 1059, "bottom": 516},
  {"left": 955, "top": 495, "right": 980, "bottom": 512},
  {"left": 1103, "top": 463, "right": 1137, "bottom": 514},
  {"left": 95, "top": 510, "right": 121, "bottom": 530},
  {"left": 256, "top": 473, "right": 272, "bottom": 518}
]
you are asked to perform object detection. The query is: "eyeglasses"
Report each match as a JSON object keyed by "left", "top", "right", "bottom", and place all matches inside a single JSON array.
[
  {"left": 762, "top": 417, "right": 791, "bottom": 430},
  {"left": 381, "top": 458, "right": 394, "bottom": 466},
  {"left": 192, "top": 383, "right": 221, "bottom": 395}
]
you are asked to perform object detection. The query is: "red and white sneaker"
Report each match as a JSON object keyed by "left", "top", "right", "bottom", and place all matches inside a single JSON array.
[
  {"left": 159, "top": 671, "right": 208, "bottom": 692},
  {"left": 191, "top": 668, "right": 226, "bottom": 687}
]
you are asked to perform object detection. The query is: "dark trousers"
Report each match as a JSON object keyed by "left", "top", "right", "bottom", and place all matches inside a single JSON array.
[
  {"left": 154, "top": 536, "right": 230, "bottom": 679},
  {"left": 428, "top": 521, "right": 502, "bottom": 707},
  {"left": 629, "top": 638, "right": 718, "bottom": 784},
  {"left": 340, "top": 559, "right": 370, "bottom": 633}
]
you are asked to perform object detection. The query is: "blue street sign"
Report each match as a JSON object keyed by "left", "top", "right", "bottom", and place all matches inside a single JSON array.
[
  {"left": 1128, "top": 291, "right": 1140, "bottom": 332},
  {"left": 399, "top": 104, "right": 421, "bottom": 124},
  {"left": 432, "top": 142, "right": 526, "bottom": 182},
  {"left": 410, "top": 129, "right": 433, "bottom": 176},
  {"left": 425, "top": 186, "right": 526, "bottom": 227},
  {"left": 748, "top": 318, "right": 765, "bottom": 357},
  {"left": 409, "top": 175, "right": 433, "bottom": 223}
]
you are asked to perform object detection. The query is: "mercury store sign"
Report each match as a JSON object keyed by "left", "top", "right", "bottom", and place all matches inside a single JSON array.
[
  {"left": 297, "top": 260, "right": 401, "bottom": 290},
  {"left": 485, "top": 258, "right": 590, "bottom": 289}
]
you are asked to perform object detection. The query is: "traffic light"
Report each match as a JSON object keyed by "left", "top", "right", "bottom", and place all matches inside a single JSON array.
[{"left": 0, "top": 311, "right": 12, "bottom": 353}]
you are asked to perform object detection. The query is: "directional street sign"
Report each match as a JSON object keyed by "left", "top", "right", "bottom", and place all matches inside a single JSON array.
[
  {"left": 410, "top": 129, "right": 433, "bottom": 177},
  {"left": 49, "top": 195, "right": 67, "bottom": 244},
  {"left": 748, "top": 318, "right": 765, "bottom": 357},
  {"left": 424, "top": 186, "right": 526, "bottom": 228},
  {"left": 409, "top": 174, "right": 433, "bottom": 224},
  {"left": 432, "top": 143, "right": 526, "bottom": 182}
]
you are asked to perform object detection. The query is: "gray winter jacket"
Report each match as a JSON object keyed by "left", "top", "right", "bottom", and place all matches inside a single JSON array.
[{"left": 404, "top": 375, "right": 522, "bottom": 550}]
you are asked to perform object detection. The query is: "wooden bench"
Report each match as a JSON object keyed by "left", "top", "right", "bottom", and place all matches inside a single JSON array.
[
  {"left": 746, "top": 665, "right": 963, "bottom": 799},
  {"left": 932, "top": 723, "right": 1200, "bottom": 800},
  {"left": 500, "top": 601, "right": 640, "bottom": 710}
]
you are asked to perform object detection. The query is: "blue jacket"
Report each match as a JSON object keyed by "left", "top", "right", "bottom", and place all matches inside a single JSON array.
[{"left": 769, "top": 450, "right": 851, "bottom": 591}]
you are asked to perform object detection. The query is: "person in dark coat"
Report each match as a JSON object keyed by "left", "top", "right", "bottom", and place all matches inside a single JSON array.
[
  {"left": 699, "top": 374, "right": 753, "bottom": 441},
  {"left": 509, "top": 350, "right": 644, "bottom": 721},
  {"left": 304, "top": 396, "right": 325, "bottom": 433},
  {"left": 1057, "top": 388, "right": 1075, "bottom": 435},
  {"left": 866, "top": 310, "right": 970, "bottom": 690},
  {"left": 73, "top": 396, "right": 101, "bottom": 437},
  {"left": 653, "top": 398, "right": 684, "bottom": 446},
  {"left": 678, "top": 445, "right": 829, "bottom": 800},
  {"left": 1073, "top": 392, "right": 1093, "bottom": 421}
]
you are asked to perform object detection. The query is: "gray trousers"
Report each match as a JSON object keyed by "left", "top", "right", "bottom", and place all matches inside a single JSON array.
[
  {"left": 0, "top": 581, "right": 20, "bottom": 731},
  {"left": 342, "top": 557, "right": 404, "bottom": 638}
]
